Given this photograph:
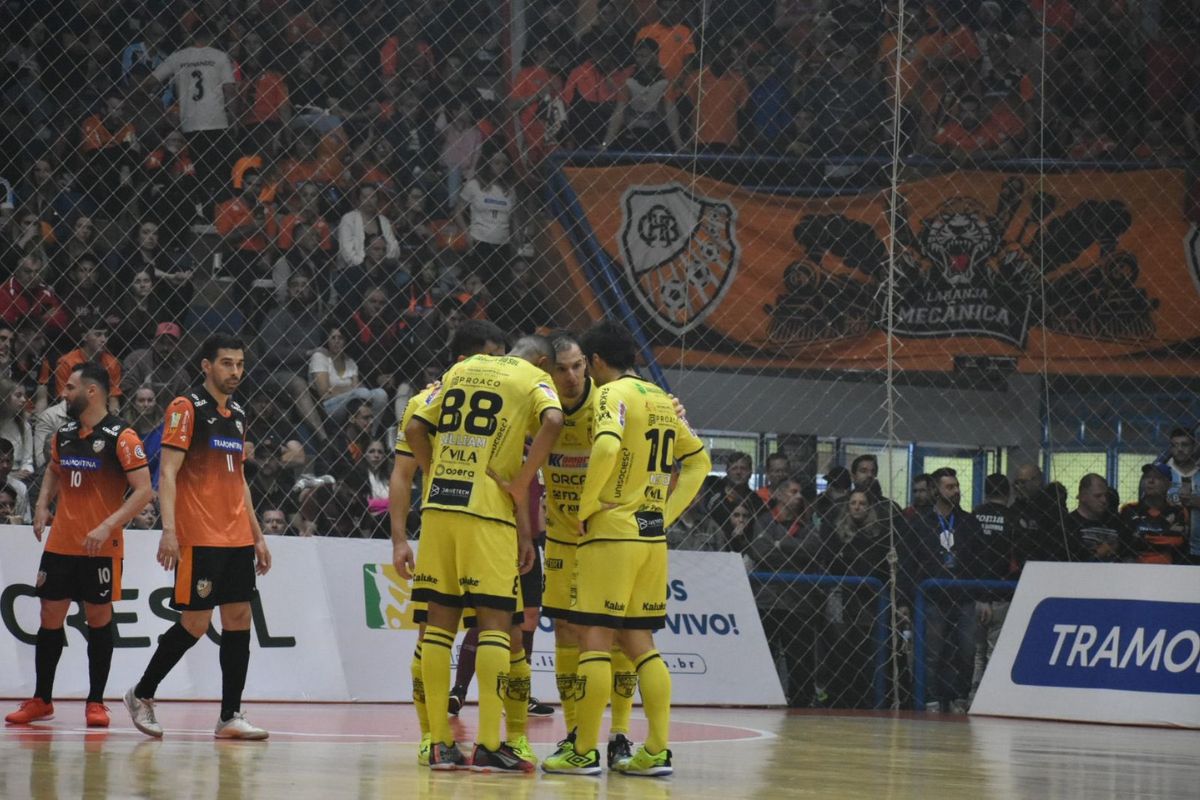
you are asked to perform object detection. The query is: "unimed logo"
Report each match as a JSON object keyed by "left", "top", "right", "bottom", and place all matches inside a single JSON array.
[
  {"left": 1012, "top": 598, "right": 1200, "bottom": 695},
  {"left": 362, "top": 564, "right": 418, "bottom": 630}
]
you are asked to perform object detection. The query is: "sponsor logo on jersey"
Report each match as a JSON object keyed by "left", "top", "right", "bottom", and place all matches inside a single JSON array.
[
  {"left": 133, "top": 444, "right": 146, "bottom": 460},
  {"left": 102, "top": 424, "right": 122, "bottom": 436},
  {"left": 235, "top": 420, "right": 244, "bottom": 434},
  {"left": 428, "top": 478, "right": 472, "bottom": 507},
  {"left": 604, "top": 599, "right": 626, "bottom": 612},
  {"left": 60, "top": 456, "right": 101, "bottom": 471},
  {"left": 362, "top": 564, "right": 419, "bottom": 630},
  {"left": 209, "top": 436, "right": 244, "bottom": 453},
  {"left": 548, "top": 453, "right": 590, "bottom": 469},
  {"left": 537, "top": 382, "right": 558, "bottom": 401},
  {"left": 617, "top": 401, "right": 626, "bottom": 427},
  {"left": 1012, "top": 597, "right": 1200, "bottom": 695},
  {"left": 634, "top": 511, "right": 665, "bottom": 537},
  {"left": 642, "top": 601, "right": 667, "bottom": 612}
]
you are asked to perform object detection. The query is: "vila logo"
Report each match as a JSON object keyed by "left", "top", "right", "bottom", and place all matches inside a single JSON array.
[
  {"left": 362, "top": 564, "right": 418, "bottom": 630},
  {"left": 1011, "top": 598, "right": 1200, "bottom": 695}
]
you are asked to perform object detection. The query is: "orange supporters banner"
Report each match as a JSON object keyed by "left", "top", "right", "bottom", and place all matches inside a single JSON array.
[{"left": 556, "top": 164, "right": 1200, "bottom": 375}]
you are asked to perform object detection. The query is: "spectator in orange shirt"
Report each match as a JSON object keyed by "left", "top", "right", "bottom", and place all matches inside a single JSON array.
[
  {"left": 683, "top": 46, "right": 750, "bottom": 151},
  {"left": 933, "top": 93, "right": 1024, "bottom": 160},
  {"left": 276, "top": 182, "right": 332, "bottom": 253},
  {"left": 509, "top": 39, "right": 565, "bottom": 173},
  {"left": 79, "top": 92, "right": 140, "bottom": 212},
  {"left": 141, "top": 130, "right": 200, "bottom": 239},
  {"left": 635, "top": 0, "right": 697, "bottom": 81},
  {"left": 38, "top": 323, "right": 123, "bottom": 414},
  {"left": 215, "top": 171, "right": 277, "bottom": 326},
  {"left": 563, "top": 35, "right": 630, "bottom": 149},
  {"left": 241, "top": 49, "right": 292, "bottom": 151}
]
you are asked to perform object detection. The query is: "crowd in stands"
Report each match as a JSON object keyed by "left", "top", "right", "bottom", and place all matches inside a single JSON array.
[
  {"left": 0, "top": 1, "right": 1198, "bottom": 709},
  {"left": 676, "top": 430, "right": 1198, "bottom": 708}
]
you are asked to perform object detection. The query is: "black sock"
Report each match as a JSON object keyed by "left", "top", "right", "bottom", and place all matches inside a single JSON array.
[
  {"left": 87, "top": 623, "right": 114, "bottom": 703},
  {"left": 522, "top": 629, "right": 534, "bottom": 664},
  {"left": 219, "top": 629, "right": 251, "bottom": 722},
  {"left": 34, "top": 627, "right": 66, "bottom": 704},
  {"left": 136, "top": 622, "right": 201, "bottom": 699}
]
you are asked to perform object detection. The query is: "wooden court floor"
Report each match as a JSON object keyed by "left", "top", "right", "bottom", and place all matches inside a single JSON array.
[{"left": 2, "top": 703, "right": 1196, "bottom": 799}]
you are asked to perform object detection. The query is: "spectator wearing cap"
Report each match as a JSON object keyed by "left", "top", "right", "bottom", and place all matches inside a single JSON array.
[
  {"left": 36, "top": 322, "right": 122, "bottom": 414},
  {"left": 1066, "top": 474, "right": 1131, "bottom": 562},
  {"left": 120, "top": 322, "right": 192, "bottom": 405},
  {"left": 1121, "top": 463, "right": 1189, "bottom": 565},
  {"left": 967, "top": 473, "right": 1018, "bottom": 701},
  {"left": 1162, "top": 426, "right": 1200, "bottom": 561}
]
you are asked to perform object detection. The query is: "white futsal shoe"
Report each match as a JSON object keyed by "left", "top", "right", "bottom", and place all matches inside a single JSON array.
[{"left": 214, "top": 712, "right": 269, "bottom": 740}]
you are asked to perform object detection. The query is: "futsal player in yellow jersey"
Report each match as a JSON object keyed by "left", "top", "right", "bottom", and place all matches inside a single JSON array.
[
  {"left": 542, "top": 333, "right": 640, "bottom": 766},
  {"left": 405, "top": 335, "right": 564, "bottom": 774},
  {"left": 543, "top": 321, "right": 711, "bottom": 777},
  {"left": 388, "top": 320, "right": 508, "bottom": 767}
]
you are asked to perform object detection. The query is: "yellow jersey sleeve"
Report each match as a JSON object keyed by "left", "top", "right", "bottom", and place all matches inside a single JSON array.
[{"left": 394, "top": 390, "right": 431, "bottom": 457}]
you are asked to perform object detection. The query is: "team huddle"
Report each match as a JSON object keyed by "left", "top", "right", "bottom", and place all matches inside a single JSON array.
[{"left": 6, "top": 321, "right": 711, "bottom": 778}]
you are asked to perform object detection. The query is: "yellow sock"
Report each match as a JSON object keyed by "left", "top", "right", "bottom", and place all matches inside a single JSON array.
[
  {"left": 411, "top": 644, "right": 429, "bottom": 736},
  {"left": 635, "top": 650, "right": 671, "bottom": 753},
  {"left": 505, "top": 648, "right": 531, "bottom": 740},
  {"left": 555, "top": 644, "right": 580, "bottom": 732},
  {"left": 574, "top": 650, "right": 612, "bottom": 754},
  {"left": 610, "top": 647, "right": 637, "bottom": 736},
  {"left": 421, "top": 626, "right": 455, "bottom": 745},
  {"left": 476, "top": 630, "right": 511, "bottom": 751}
]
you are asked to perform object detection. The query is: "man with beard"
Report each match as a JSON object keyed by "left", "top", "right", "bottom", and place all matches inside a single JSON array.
[
  {"left": 5, "top": 362, "right": 153, "bottom": 728},
  {"left": 124, "top": 334, "right": 273, "bottom": 740}
]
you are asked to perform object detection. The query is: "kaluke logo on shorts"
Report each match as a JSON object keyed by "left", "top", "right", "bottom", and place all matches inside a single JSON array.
[{"left": 619, "top": 183, "right": 740, "bottom": 335}]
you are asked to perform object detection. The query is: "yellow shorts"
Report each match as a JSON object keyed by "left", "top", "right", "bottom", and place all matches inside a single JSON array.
[
  {"left": 571, "top": 539, "right": 668, "bottom": 630},
  {"left": 412, "top": 509, "right": 519, "bottom": 613},
  {"left": 542, "top": 533, "right": 577, "bottom": 619}
]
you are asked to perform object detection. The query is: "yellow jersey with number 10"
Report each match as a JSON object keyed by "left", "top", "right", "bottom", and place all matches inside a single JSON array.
[
  {"left": 583, "top": 375, "right": 705, "bottom": 542},
  {"left": 413, "top": 355, "right": 561, "bottom": 527},
  {"left": 544, "top": 379, "right": 596, "bottom": 543}
]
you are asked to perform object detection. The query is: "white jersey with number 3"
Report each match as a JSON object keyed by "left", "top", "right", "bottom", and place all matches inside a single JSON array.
[{"left": 153, "top": 46, "right": 235, "bottom": 132}]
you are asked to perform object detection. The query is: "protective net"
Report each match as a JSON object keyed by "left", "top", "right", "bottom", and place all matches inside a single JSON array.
[{"left": 2, "top": 1, "right": 1198, "bottom": 710}]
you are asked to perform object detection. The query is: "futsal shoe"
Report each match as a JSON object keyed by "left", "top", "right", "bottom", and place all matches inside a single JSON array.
[
  {"left": 527, "top": 696, "right": 554, "bottom": 717},
  {"left": 428, "top": 741, "right": 468, "bottom": 770},
  {"left": 85, "top": 702, "right": 111, "bottom": 728},
  {"left": 542, "top": 747, "right": 602, "bottom": 776},
  {"left": 613, "top": 745, "right": 673, "bottom": 777},
  {"left": 607, "top": 733, "right": 634, "bottom": 769},
  {"left": 417, "top": 733, "right": 432, "bottom": 766},
  {"left": 214, "top": 712, "right": 269, "bottom": 740},
  {"left": 5, "top": 698, "right": 54, "bottom": 725},
  {"left": 470, "top": 742, "right": 536, "bottom": 774},
  {"left": 507, "top": 734, "right": 538, "bottom": 765},
  {"left": 551, "top": 728, "right": 577, "bottom": 759},
  {"left": 124, "top": 688, "right": 163, "bottom": 738}
]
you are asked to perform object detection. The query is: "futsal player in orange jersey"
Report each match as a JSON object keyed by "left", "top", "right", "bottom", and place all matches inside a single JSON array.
[
  {"left": 5, "top": 362, "right": 152, "bottom": 728},
  {"left": 124, "top": 334, "right": 272, "bottom": 740}
]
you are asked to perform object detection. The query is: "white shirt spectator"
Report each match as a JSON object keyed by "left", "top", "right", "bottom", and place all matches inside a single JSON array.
[
  {"left": 153, "top": 46, "right": 236, "bottom": 131},
  {"left": 460, "top": 178, "right": 515, "bottom": 245},
  {"left": 309, "top": 350, "right": 361, "bottom": 393},
  {"left": 336, "top": 210, "right": 400, "bottom": 269}
]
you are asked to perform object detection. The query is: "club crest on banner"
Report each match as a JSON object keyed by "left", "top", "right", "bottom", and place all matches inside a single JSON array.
[{"left": 619, "top": 183, "right": 740, "bottom": 335}]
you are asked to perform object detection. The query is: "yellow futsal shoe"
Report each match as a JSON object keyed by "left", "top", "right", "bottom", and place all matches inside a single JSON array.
[{"left": 417, "top": 733, "right": 432, "bottom": 766}]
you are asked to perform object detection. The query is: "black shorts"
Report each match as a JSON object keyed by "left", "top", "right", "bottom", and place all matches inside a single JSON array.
[
  {"left": 173, "top": 545, "right": 257, "bottom": 611},
  {"left": 36, "top": 552, "right": 122, "bottom": 604},
  {"left": 521, "top": 545, "right": 543, "bottom": 611}
]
